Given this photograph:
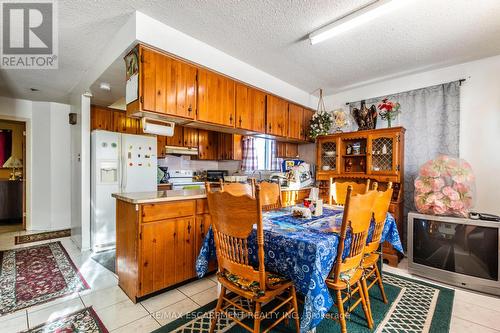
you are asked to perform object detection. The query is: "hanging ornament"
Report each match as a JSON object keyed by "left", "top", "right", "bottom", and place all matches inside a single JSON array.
[{"left": 309, "top": 89, "right": 333, "bottom": 139}]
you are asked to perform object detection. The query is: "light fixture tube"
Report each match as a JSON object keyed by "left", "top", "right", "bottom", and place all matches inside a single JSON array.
[{"left": 309, "top": 0, "right": 406, "bottom": 45}]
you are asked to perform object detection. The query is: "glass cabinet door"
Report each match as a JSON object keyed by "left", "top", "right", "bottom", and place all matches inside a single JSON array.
[
  {"left": 318, "top": 139, "right": 338, "bottom": 172},
  {"left": 368, "top": 133, "right": 400, "bottom": 175}
]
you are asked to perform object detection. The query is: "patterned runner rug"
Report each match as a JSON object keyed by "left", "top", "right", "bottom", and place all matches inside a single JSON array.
[
  {"left": 15, "top": 229, "right": 71, "bottom": 245},
  {"left": 20, "top": 307, "right": 108, "bottom": 333},
  {"left": 154, "top": 272, "right": 454, "bottom": 333},
  {"left": 0, "top": 241, "right": 89, "bottom": 315}
]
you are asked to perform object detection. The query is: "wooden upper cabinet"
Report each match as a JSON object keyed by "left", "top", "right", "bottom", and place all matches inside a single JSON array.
[
  {"left": 91, "top": 105, "right": 113, "bottom": 131},
  {"left": 198, "top": 130, "right": 218, "bottom": 160},
  {"left": 166, "top": 125, "right": 183, "bottom": 146},
  {"left": 288, "top": 104, "right": 304, "bottom": 140},
  {"left": 157, "top": 136, "right": 166, "bottom": 158},
  {"left": 141, "top": 47, "right": 196, "bottom": 119},
  {"left": 183, "top": 127, "right": 199, "bottom": 148},
  {"left": 217, "top": 133, "right": 242, "bottom": 160},
  {"left": 235, "top": 84, "right": 266, "bottom": 132},
  {"left": 113, "top": 110, "right": 140, "bottom": 134},
  {"left": 302, "top": 108, "right": 315, "bottom": 141},
  {"left": 197, "top": 68, "right": 236, "bottom": 127},
  {"left": 266, "top": 95, "right": 289, "bottom": 137},
  {"left": 276, "top": 141, "right": 299, "bottom": 158}
]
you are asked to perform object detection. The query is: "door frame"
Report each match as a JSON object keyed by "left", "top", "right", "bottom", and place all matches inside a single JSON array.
[{"left": 0, "top": 116, "right": 30, "bottom": 230}]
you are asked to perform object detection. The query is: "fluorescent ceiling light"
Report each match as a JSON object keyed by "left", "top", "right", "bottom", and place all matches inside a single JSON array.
[{"left": 309, "top": 0, "right": 407, "bottom": 45}]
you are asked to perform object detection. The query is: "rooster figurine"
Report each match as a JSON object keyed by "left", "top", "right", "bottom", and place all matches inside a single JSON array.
[{"left": 351, "top": 101, "right": 377, "bottom": 131}]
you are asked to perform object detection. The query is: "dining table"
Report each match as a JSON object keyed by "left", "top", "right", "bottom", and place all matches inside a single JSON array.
[{"left": 195, "top": 205, "right": 404, "bottom": 333}]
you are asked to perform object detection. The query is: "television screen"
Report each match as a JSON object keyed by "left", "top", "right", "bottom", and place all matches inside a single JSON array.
[{"left": 413, "top": 218, "right": 498, "bottom": 281}]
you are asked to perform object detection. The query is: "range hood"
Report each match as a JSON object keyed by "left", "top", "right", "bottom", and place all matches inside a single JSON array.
[{"left": 165, "top": 145, "right": 199, "bottom": 156}]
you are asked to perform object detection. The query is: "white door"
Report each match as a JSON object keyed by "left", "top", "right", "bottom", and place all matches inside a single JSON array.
[{"left": 121, "top": 134, "right": 157, "bottom": 193}]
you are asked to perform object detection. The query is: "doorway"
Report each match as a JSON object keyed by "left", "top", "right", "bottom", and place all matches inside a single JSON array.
[{"left": 0, "top": 119, "right": 26, "bottom": 233}]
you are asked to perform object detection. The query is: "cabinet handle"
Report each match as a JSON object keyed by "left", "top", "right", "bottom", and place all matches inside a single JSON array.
[
  {"left": 188, "top": 105, "right": 192, "bottom": 113},
  {"left": 157, "top": 90, "right": 161, "bottom": 96},
  {"left": 269, "top": 124, "right": 272, "bottom": 131},
  {"left": 187, "top": 222, "right": 191, "bottom": 233},
  {"left": 229, "top": 115, "right": 233, "bottom": 124},
  {"left": 239, "top": 116, "right": 242, "bottom": 126}
]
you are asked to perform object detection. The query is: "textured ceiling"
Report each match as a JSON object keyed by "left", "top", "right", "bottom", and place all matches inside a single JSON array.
[{"left": 2, "top": 0, "right": 500, "bottom": 104}]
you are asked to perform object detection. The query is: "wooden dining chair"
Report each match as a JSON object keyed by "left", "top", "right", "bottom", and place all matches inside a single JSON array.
[
  {"left": 207, "top": 185, "right": 300, "bottom": 333},
  {"left": 329, "top": 178, "right": 371, "bottom": 205},
  {"left": 259, "top": 181, "right": 283, "bottom": 211},
  {"left": 362, "top": 182, "right": 393, "bottom": 320},
  {"left": 219, "top": 179, "right": 255, "bottom": 197},
  {"left": 325, "top": 186, "right": 377, "bottom": 333}
]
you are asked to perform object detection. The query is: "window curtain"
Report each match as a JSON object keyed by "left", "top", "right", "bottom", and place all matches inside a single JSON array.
[
  {"left": 0, "top": 130, "right": 12, "bottom": 167},
  {"left": 270, "top": 140, "right": 281, "bottom": 171},
  {"left": 349, "top": 81, "right": 460, "bottom": 245},
  {"left": 241, "top": 136, "right": 257, "bottom": 171}
]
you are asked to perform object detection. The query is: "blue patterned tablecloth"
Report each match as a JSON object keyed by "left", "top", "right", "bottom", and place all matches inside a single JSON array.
[{"left": 195, "top": 206, "right": 403, "bottom": 332}]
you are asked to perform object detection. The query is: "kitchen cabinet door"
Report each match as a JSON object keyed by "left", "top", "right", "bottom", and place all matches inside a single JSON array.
[
  {"left": 157, "top": 136, "right": 166, "bottom": 158},
  {"left": 166, "top": 125, "right": 184, "bottom": 147},
  {"left": 174, "top": 217, "right": 196, "bottom": 281},
  {"left": 183, "top": 127, "right": 199, "bottom": 148},
  {"left": 288, "top": 104, "right": 303, "bottom": 140},
  {"left": 141, "top": 47, "right": 196, "bottom": 119},
  {"left": 198, "top": 129, "right": 218, "bottom": 160},
  {"left": 197, "top": 69, "right": 236, "bottom": 127},
  {"left": 286, "top": 143, "right": 299, "bottom": 158},
  {"left": 235, "top": 84, "right": 266, "bottom": 132},
  {"left": 217, "top": 133, "right": 242, "bottom": 160},
  {"left": 367, "top": 131, "right": 401, "bottom": 176},
  {"left": 91, "top": 105, "right": 113, "bottom": 131},
  {"left": 302, "top": 108, "right": 315, "bottom": 141},
  {"left": 140, "top": 220, "right": 176, "bottom": 295},
  {"left": 113, "top": 110, "right": 140, "bottom": 134},
  {"left": 266, "top": 95, "right": 289, "bottom": 137},
  {"left": 195, "top": 214, "right": 216, "bottom": 271}
]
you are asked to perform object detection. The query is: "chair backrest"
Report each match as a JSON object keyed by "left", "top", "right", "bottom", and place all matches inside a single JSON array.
[
  {"left": 219, "top": 179, "right": 255, "bottom": 197},
  {"left": 259, "top": 181, "right": 282, "bottom": 211},
  {"left": 364, "top": 182, "right": 393, "bottom": 254},
  {"left": 329, "top": 178, "right": 371, "bottom": 205},
  {"left": 206, "top": 185, "right": 267, "bottom": 291},
  {"left": 329, "top": 186, "right": 376, "bottom": 282}
]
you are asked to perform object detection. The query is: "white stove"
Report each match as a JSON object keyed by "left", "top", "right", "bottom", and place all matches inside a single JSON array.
[{"left": 168, "top": 170, "right": 205, "bottom": 190}]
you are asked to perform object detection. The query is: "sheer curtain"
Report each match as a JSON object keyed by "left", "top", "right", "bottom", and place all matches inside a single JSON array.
[
  {"left": 241, "top": 136, "right": 257, "bottom": 171},
  {"left": 349, "top": 81, "right": 461, "bottom": 244}
]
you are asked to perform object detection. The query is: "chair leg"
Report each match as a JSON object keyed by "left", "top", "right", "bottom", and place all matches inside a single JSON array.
[
  {"left": 210, "top": 286, "right": 226, "bottom": 333},
  {"left": 291, "top": 285, "right": 301, "bottom": 333},
  {"left": 358, "top": 282, "right": 373, "bottom": 329},
  {"left": 253, "top": 301, "right": 262, "bottom": 333},
  {"left": 336, "top": 290, "right": 347, "bottom": 333},
  {"left": 361, "top": 277, "right": 374, "bottom": 328},
  {"left": 374, "top": 264, "right": 388, "bottom": 304}
]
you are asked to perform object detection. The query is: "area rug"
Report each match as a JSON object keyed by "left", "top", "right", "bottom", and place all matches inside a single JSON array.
[
  {"left": 91, "top": 249, "right": 116, "bottom": 273},
  {"left": 21, "top": 307, "right": 108, "bottom": 333},
  {"left": 153, "top": 272, "right": 454, "bottom": 333},
  {"left": 0, "top": 241, "right": 89, "bottom": 315},
  {"left": 15, "top": 229, "right": 71, "bottom": 245}
]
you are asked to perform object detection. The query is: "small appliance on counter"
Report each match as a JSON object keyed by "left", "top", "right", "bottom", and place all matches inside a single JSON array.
[
  {"left": 168, "top": 169, "right": 205, "bottom": 190},
  {"left": 270, "top": 172, "right": 288, "bottom": 187},
  {"left": 207, "top": 170, "right": 228, "bottom": 182}
]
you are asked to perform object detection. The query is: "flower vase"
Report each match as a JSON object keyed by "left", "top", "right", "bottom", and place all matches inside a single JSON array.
[{"left": 387, "top": 117, "right": 392, "bottom": 128}]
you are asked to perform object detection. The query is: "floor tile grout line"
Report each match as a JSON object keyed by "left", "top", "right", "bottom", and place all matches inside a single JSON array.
[{"left": 452, "top": 315, "right": 500, "bottom": 332}]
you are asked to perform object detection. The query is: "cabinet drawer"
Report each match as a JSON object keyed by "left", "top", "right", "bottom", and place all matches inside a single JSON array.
[
  {"left": 196, "top": 199, "right": 209, "bottom": 214},
  {"left": 142, "top": 201, "right": 196, "bottom": 222}
]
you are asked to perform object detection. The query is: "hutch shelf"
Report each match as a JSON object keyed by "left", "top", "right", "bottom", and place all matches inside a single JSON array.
[{"left": 316, "top": 127, "right": 406, "bottom": 266}]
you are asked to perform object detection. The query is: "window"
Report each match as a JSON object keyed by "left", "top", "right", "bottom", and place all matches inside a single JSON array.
[{"left": 254, "top": 138, "right": 281, "bottom": 171}]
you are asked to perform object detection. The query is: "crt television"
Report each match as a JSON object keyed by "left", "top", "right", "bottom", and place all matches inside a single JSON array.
[{"left": 408, "top": 212, "right": 500, "bottom": 296}]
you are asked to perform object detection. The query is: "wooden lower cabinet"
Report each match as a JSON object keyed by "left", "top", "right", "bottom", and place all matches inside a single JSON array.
[{"left": 116, "top": 198, "right": 213, "bottom": 301}]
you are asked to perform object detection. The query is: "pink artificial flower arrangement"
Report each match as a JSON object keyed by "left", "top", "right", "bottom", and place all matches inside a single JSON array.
[{"left": 414, "top": 155, "right": 475, "bottom": 217}]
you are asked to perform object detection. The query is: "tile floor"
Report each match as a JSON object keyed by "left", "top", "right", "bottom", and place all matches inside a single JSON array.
[{"left": 1, "top": 230, "right": 500, "bottom": 332}]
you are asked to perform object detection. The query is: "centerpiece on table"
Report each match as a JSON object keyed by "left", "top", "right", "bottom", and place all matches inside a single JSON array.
[
  {"left": 414, "top": 155, "right": 475, "bottom": 218},
  {"left": 377, "top": 98, "right": 401, "bottom": 128}
]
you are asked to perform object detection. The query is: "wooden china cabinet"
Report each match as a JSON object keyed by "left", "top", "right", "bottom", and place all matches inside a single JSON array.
[{"left": 316, "top": 127, "right": 405, "bottom": 266}]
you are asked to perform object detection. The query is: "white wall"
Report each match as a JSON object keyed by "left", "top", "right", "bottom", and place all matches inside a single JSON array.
[
  {"left": 0, "top": 96, "right": 72, "bottom": 230},
  {"left": 324, "top": 55, "right": 500, "bottom": 215}
]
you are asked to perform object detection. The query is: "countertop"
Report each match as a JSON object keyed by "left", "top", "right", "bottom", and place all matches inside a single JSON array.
[{"left": 112, "top": 189, "right": 207, "bottom": 204}]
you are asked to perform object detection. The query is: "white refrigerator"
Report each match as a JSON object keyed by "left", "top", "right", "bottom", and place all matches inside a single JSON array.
[{"left": 91, "top": 130, "right": 157, "bottom": 252}]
